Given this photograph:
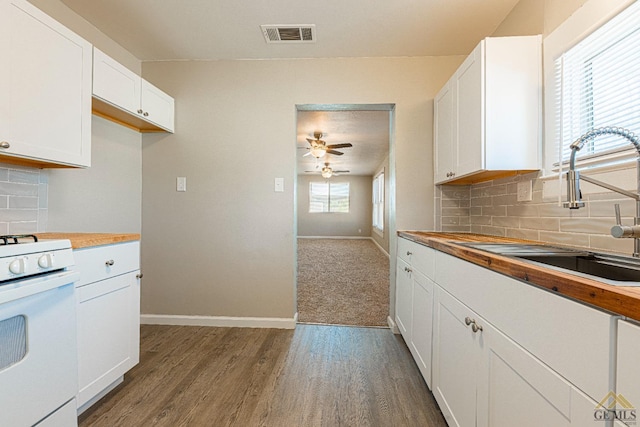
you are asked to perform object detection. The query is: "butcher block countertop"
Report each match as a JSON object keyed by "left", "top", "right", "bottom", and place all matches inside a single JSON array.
[
  {"left": 36, "top": 232, "right": 140, "bottom": 249},
  {"left": 399, "top": 231, "right": 640, "bottom": 322}
]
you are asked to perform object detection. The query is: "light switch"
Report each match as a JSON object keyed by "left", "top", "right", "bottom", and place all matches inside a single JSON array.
[
  {"left": 177, "top": 177, "right": 187, "bottom": 192},
  {"left": 274, "top": 177, "right": 284, "bottom": 192}
]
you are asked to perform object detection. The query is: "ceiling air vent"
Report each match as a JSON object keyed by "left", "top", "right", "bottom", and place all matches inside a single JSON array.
[{"left": 260, "top": 25, "right": 316, "bottom": 43}]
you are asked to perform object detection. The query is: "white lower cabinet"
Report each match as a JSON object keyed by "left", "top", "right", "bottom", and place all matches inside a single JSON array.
[
  {"left": 433, "top": 285, "right": 602, "bottom": 427},
  {"left": 409, "top": 270, "right": 434, "bottom": 388},
  {"left": 396, "top": 238, "right": 436, "bottom": 389},
  {"left": 616, "top": 320, "right": 640, "bottom": 426},
  {"left": 74, "top": 241, "right": 141, "bottom": 412},
  {"left": 397, "top": 238, "right": 619, "bottom": 427},
  {"left": 395, "top": 257, "right": 413, "bottom": 338}
]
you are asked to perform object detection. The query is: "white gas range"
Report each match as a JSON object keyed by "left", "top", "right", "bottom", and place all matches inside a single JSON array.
[{"left": 0, "top": 234, "right": 80, "bottom": 426}]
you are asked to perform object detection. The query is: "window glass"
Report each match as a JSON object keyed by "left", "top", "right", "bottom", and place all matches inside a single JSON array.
[{"left": 309, "top": 182, "right": 349, "bottom": 213}]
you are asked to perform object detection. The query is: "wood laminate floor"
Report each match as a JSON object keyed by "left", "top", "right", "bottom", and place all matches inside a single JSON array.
[{"left": 79, "top": 324, "right": 447, "bottom": 427}]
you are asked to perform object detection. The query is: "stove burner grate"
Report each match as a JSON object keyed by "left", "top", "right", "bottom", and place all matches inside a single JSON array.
[{"left": 0, "top": 234, "right": 39, "bottom": 245}]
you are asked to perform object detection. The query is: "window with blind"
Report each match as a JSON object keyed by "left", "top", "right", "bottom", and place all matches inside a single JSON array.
[
  {"left": 554, "top": 0, "right": 640, "bottom": 169},
  {"left": 309, "top": 182, "right": 349, "bottom": 213},
  {"left": 372, "top": 172, "right": 384, "bottom": 232}
]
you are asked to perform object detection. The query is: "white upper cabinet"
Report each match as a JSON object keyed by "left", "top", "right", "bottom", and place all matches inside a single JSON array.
[
  {"left": 92, "top": 48, "right": 175, "bottom": 133},
  {"left": 0, "top": 0, "right": 92, "bottom": 168},
  {"left": 434, "top": 35, "right": 542, "bottom": 185}
]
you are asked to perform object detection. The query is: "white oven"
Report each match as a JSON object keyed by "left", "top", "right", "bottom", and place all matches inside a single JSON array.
[{"left": 0, "top": 235, "right": 79, "bottom": 427}]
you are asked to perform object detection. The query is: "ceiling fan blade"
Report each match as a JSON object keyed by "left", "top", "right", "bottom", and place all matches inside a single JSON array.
[
  {"left": 334, "top": 170, "right": 350, "bottom": 173},
  {"left": 303, "top": 151, "right": 312, "bottom": 157},
  {"left": 326, "top": 150, "right": 344, "bottom": 155},
  {"left": 326, "top": 143, "right": 352, "bottom": 149}
]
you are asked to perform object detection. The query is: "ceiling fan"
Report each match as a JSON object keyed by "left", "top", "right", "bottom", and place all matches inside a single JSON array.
[
  {"left": 303, "top": 131, "right": 353, "bottom": 158},
  {"left": 305, "top": 162, "right": 350, "bottom": 178}
]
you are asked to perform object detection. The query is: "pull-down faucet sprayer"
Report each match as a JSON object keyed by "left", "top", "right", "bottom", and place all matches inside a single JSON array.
[{"left": 563, "top": 126, "right": 640, "bottom": 257}]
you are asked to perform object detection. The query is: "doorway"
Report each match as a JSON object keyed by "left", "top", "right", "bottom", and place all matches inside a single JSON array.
[{"left": 294, "top": 104, "right": 396, "bottom": 327}]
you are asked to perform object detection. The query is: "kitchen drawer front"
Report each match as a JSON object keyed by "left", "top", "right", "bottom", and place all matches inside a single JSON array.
[
  {"left": 434, "top": 250, "right": 615, "bottom": 402},
  {"left": 73, "top": 241, "right": 140, "bottom": 287},
  {"left": 397, "top": 238, "right": 435, "bottom": 279}
]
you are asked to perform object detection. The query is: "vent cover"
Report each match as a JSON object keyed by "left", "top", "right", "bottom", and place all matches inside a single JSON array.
[{"left": 261, "top": 25, "right": 316, "bottom": 43}]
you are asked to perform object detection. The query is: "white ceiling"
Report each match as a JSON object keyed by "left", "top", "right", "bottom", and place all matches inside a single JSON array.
[
  {"left": 59, "top": 0, "right": 520, "bottom": 177},
  {"left": 297, "top": 110, "right": 390, "bottom": 176},
  {"left": 60, "top": 0, "right": 520, "bottom": 61}
]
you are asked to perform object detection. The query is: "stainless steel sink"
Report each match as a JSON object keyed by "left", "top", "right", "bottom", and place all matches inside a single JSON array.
[{"left": 457, "top": 242, "right": 640, "bottom": 285}]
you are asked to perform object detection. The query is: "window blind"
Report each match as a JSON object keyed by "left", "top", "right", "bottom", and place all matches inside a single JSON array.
[{"left": 555, "top": 0, "right": 640, "bottom": 167}]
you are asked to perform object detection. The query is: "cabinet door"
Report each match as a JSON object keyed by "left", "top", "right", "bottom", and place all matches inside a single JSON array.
[
  {"left": 77, "top": 271, "right": 140, "bottom": 407},
  {"left": 93, "top": 48, "right": 141, "bottom": 116},
  {"left": 410, "top": 270, "right": 434, "bottom": 389},
  {"left": 477, "top": 319, "right": 600, "bottom": 427},
  {"left": 455, "top": 41, "right": 483, "bottom": 178},
  {"left": 0, "top": 0, "right": 91, "bottom": 167},
  {"left": 434, "top": 81, "right": 455, "bottom": 183},
  {"left": 432, "top": 286, "right": 481, "bottom": 427},
  {"left": 141, "top": 79, "right": 175, "bottom": 132},
  {"left": 395, "top": 257, "right": 413, "bottom": 339},
  {"left": 617, "top": 320, "right": 640, "bottom": 426}
]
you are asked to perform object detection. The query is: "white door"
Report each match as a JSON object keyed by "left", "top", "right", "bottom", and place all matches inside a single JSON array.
[
  {"left": 434, "top": 81, "right": 455, "bottom": 183},
  {"left": 410, "top": 270, "right": 434, "bottom": 388},
  {"left": 432, "top": 286, "right": 480, "bottom": 427},
  {"left": 455, "top": 41, "right": 483, "bottom": 178},
  {"left": 141, "top": 79, "right": 175, "bottom": 132},
  {"left": 395, "top": 257, "right": 413, "bottom": 339},
  {"left": 0, "top": 0, "right": 91, "bottom": 167}
]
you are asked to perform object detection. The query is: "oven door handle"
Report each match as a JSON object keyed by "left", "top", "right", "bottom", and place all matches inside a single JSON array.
[{"left": 0, "top": 270, "right": 80, "bottom": 306}]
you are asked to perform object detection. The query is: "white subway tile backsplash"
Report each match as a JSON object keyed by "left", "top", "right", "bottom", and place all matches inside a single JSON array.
[
  {"left": 0, "top": 164, "right": 48, "bottom": 233},
  {"left": 436, "top": 170, "right": 634, "bottom": 255}
]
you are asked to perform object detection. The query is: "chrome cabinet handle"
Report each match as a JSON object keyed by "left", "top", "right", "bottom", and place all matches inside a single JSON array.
[
  {"left": 472, "top": 323, "right": 483, "bottom": 333},
  {"left": 137, "top": 109, "right": 143, "bottom": 114},
  {"left": 0, "top": 141, "right": 10, "bottom": 149},
  {"left": 105, "top": 259, "right": 115, "bottom": 266},
  {"left": 465, "top": 317, "right": 473, "bottom": 326},
  {"left": 404, "top": 267, "right": 412, "bottom": 273},
  {"left": 143, "top": 112, "right": 149, "bottom": 117},
  {"left": 406, "top": 251, "right": 412, "bottom": 256},
  {"left": 136, "top": 273, "right": 143, "bottom": 279}
]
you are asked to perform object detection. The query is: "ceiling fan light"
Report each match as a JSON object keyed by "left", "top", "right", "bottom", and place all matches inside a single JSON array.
[
  {"left": 321, "top": 169, "right": 333, "bottom": 178},
  {"left": 310, "top": 146, "right": 326, "bottom": 158}
]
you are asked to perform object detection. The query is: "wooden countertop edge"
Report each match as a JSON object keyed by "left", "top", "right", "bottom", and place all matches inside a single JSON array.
[
  {"left": 398, "top": 231, "right": 640, "bottom": 321},
  {"left": 35, "top": 232, "right": 140, "bottom": 249}
]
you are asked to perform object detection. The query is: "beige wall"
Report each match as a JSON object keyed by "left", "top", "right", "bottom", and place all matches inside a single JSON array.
[
  {"left": 491, "top": 0, "right": 590, "bottom": 38},
  {"left": 297, "top": 175, "right": 372, "bottom": 238},
  {"left": 47, "top": 116, "right": 142, "bottom": 233},
  {"left": 22, "top": 1, "right": 143, "bottom": 234},
  {"left": 141, "top": 56, "right": 461, "bottom": 319},
  {"left": 27, "top": 0, "right": 140, "bottom": 73}
]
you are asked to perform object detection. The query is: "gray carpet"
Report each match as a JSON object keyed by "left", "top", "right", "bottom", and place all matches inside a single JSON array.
[{"left": 297, "top": 239, "right": 390, "bottom": 327}]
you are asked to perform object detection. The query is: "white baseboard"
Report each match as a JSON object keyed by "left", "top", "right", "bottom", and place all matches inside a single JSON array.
[
  {"left": 297, "top": 236, "right": 370, "bottom": 240},
  {"left": 141, "top": 313, "right": 297, "bottom": 329},
  {"left": 370, "top": 237, "right": 390, "bottom": 258},
  {"left": 387, "top": 315, "right": 400, "bottom": 334},
  {"left": 298, "top": 235, "right": 390, "bottom": 258}
]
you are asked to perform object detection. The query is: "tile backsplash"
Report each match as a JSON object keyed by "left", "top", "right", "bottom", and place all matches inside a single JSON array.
[
  {"left": 0, "top": 164, "right": 48, "bottom": 235},
  {"left": 435, "top": 171, "right": 635, "bottom": 256}
]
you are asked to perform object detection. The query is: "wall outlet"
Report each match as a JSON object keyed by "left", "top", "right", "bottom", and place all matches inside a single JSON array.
[
  {"left": 517, "top": 180, "right": 532, "bottom": 202},
  {"left": 177, "top": 177, "right": 187, "bottom": 192}
]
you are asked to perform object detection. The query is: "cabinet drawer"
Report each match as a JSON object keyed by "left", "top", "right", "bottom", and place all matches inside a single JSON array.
[
  {"left": 397, "top": 238, "right": 435, "bottom": 279},
  {"left": 73, "top": 241, "right": 140, "bottom": 287}
]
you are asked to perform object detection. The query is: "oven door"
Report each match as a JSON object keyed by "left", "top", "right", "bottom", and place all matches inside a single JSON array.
[{"left": 0, "top": 270, "right": 80, "bottom": 427}]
